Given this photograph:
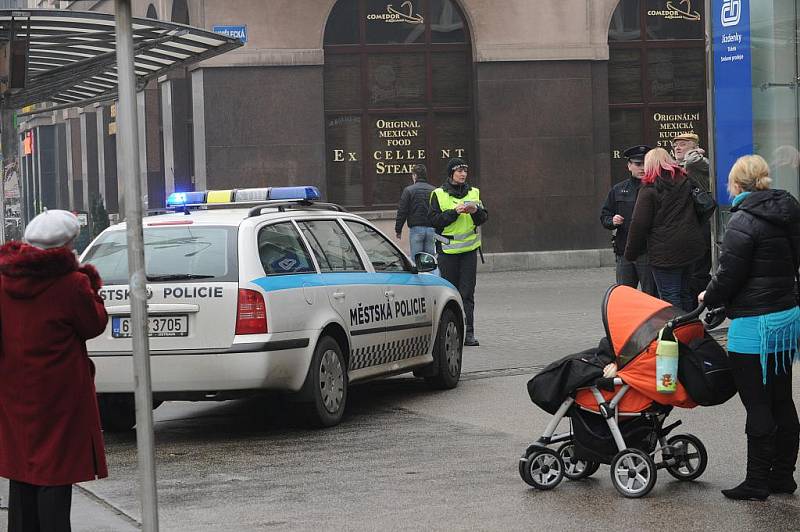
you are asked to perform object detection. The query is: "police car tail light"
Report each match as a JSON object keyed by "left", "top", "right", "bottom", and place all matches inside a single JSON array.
[{"left": 235, "top": 289, "right": 268, "bottom": 334}]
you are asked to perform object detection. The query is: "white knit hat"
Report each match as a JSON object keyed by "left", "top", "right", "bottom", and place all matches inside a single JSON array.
[{"left": 24, "top": 210, "right": 81, "bottom": 249}]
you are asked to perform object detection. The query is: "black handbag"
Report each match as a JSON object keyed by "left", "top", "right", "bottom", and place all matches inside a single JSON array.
[
  {"left": 678, "top": 335, "right": 737, "bottom": 406},
  {"left": 691, "top": 185, "right": 717, "bottom": 223}
]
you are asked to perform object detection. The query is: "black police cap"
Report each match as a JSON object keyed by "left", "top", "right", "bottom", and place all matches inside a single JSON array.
[{"left": 623, "top": 144, "right": 651, "bottom": 163}]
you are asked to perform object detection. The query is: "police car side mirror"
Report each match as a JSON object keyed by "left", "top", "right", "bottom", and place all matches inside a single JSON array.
[{"left": 414, "top": 252, "right": 438, "bottom": 273}]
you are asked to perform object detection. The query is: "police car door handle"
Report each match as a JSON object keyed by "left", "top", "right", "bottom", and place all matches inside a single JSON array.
[
  {"left": 384, "top": 290, "right": 395, "bottom": 299},
  {"left": 332, "top": 291, "right": 346, "bottom": 300}
]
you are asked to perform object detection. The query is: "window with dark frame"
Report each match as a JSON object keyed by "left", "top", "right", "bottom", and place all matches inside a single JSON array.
[
  {"left": 324, "top": 0, "right": 473, "bottom": 208},
  {"left": 608, "top": 0, "right": 707, "bottom": 183}
]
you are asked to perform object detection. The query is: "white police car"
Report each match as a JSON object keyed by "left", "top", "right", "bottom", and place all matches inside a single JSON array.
[{"left": 81, "top": 186, "right": 464, "bottom": 430}]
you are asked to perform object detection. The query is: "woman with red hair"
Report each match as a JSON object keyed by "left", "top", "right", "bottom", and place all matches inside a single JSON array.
[{"left": 624, "top": 147, "right": 705, "bottom": 310}]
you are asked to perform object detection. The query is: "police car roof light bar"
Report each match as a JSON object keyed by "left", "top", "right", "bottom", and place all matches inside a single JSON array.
[{"left": 165, "top": 186, "right": 322, "bottom": 209}]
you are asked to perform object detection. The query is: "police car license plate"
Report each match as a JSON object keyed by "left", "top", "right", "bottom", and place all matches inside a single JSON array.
[{"left": 112, "top": 315, "right": 189, "bottom": 338}]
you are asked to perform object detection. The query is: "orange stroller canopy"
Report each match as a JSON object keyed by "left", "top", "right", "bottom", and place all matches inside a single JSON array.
[
  {"left": 602, "top": 285, "right": 680, "bottom": 368},
  {"left": 576, "top": 286, "right": 703, "bottom": 412}
]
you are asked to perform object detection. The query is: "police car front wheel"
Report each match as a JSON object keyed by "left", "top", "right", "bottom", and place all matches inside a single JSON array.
[
  {"left": 424, "top": 308, "right": 462, "bottom": 390},
  {"left": 301, "top": 336, "right": 348, "bottom": 428}
]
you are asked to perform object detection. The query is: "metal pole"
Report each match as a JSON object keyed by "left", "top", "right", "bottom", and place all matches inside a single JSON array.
[
  {"left": 114, "top": 1, "right": 159, "bottom": 530},
  {"left": 0, "top": 109, "right": 17, "bottom": 244},
  {"left": 704, "top": 0, "right": 720, "bottom": 272}
]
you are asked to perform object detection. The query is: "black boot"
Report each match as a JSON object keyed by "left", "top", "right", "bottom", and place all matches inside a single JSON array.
[
  {"left": 464, "top": 333, "right": 479, "bottom": 347},
  {"left": 769, "top": 431, "right": 798, "bottom": 494},
  {"left": 722, "top": 435, "right": 773, "bottom": 501}
]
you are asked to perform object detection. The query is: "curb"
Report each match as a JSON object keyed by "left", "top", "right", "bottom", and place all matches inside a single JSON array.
[{"left": 477, "top": 249, "right": 616, "bottom": 273}]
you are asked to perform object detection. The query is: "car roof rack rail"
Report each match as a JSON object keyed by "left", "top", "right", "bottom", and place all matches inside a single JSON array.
[{"left": 247, "top": 200, "right": 347, "bottom": 217}]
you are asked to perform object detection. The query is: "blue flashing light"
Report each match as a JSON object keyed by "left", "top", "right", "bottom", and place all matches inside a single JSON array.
[
  {"left": 166, "top": 191, "right": 207, "bottom": 207},
  {"left": 166, "top": 192, "right": 186, "bottom": 206},
  {"left": 268, "top": 186, "right": 321, "bottom": 201}
]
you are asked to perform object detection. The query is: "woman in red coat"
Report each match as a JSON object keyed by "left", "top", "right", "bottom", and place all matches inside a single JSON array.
[{"left": 0, "top": 210, "right": 108, "bottom": 532}]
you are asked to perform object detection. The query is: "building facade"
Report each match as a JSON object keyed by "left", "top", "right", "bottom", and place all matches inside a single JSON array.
[{"left": 17, "top": 0, "right": 712, "bottom": 256}]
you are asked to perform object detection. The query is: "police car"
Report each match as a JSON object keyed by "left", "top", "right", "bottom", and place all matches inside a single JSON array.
[{"left": 81, "top": 186, "right": 464, "bottom": 430}]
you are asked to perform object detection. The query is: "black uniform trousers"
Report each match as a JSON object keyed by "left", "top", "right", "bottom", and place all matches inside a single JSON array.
[
  {"left": 8, "top": 480, "right": 72, "bottom": 532},
  {"left": 437, "top": 249, "right": 477, "bottom": 335}
]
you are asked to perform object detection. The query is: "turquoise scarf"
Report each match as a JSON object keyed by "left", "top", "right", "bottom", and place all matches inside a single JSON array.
[{"left": 757, "top": 308, "right": 800, "bottom": 384}]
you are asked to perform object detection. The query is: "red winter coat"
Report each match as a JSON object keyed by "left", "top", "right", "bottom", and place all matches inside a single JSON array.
[{"left": 0, "top": 242, "right": 109, "bottom": 486}]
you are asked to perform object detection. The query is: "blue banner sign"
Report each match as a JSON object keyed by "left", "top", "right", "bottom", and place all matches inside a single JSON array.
[
  {"left": 212, "top": 25, "right": 248, "bottom": 43},
  {"left": 711, "top": 0, "right": 752, "bottom": 205}
]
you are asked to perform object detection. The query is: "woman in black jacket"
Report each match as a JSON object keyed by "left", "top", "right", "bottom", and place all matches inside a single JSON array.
[
  {"left": 625, "top": 148, "right": 705, "bottom": 310},
  {"left": 700, "top": 154, "right": 800, "bottom": 501}
]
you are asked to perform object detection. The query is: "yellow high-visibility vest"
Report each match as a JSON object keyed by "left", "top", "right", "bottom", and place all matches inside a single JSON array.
[{"left": 432, "top": 187, "right": 482, "bottom": 254}]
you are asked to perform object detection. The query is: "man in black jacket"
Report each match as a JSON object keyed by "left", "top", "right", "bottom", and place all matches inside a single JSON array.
[
  {"left": 600, "top": 145, "right": 657, "bottom": 296},
  {"left": 429, "top": 158, "right": 488, "bottom": 346},
  {"left": 395, "top": 164, "right": 436, "bottom": 259}
]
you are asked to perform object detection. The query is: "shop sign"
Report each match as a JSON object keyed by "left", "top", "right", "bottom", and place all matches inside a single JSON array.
[
  {"left": 648, "top": 0, "right": 701, "bottom": 21},
  {"left": 329, "top": 116, "right": 466, "bottom": 177},
  {"left": 373, "top": 119, "right": 424, "bottom": 175},
  {"left": 212, "top": 25, "right": 248, "bottom": 43},
  {"left": 108, "top": 121, "right": 117, "bottom": 136},
  {"left": 366, "top": 1, "right": 423, "bottom": 24},
  {"left": 653, "top": 111, "right": 701, "bottom": 148},
  {"left": 712, "top": 0, "right": 751, "bottom": 205},
  {"left": 110, "top": 103, "right": 116, "bottom": 118}
]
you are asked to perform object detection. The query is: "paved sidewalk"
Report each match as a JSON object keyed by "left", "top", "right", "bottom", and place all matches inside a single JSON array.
[{"left": 0, "top": 485, "right": 139, "bottom": 531}]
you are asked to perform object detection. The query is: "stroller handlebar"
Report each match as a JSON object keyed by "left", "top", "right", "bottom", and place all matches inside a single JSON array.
[
  {"left": 667, "top": 303, "right": 726, "bottom": 330},
  {"left": 668, "top": 303, "right": 706, "bottom": 326}
]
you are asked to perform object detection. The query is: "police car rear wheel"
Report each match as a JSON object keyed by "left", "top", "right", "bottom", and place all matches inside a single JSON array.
[
  {"left": 425, "top": 309, "right": 462, "bottom": 389},
  {"left": 302, "top": 336, "right": 348, "bottom": 427}
]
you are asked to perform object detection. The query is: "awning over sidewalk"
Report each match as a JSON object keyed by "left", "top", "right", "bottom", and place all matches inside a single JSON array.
[{"left": 0, "top": 9, "right": 242, "bottom": 110}]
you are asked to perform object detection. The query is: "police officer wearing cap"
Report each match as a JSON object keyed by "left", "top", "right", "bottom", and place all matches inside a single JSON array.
[
  {"left": 601, "top": 145, "right": 658, "bottom": 296},
  {"left": 429, "top": 158, "right": 488, "bottom": 346}
]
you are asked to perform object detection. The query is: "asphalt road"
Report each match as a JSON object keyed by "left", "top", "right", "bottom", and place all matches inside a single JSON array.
[{"left": 2, "top": 268, "right": 799, "bottom": 531}]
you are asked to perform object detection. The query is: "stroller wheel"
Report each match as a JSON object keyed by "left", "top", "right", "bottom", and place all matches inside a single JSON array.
[
  {"left": 557, "top": 443, "right": 598, "bottom": 481},
  {"left": 610, "top": 448, "right": 657, "bottom": 498},
  {"left": 520, "top": 448, "right": 564, "bottom": 490},
  {"left": 664, "top": 433, "right": 708, "bottom": 481}
]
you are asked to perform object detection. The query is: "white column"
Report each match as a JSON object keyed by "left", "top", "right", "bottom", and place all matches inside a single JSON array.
[
  {"left": 137, "top": 90, "right": 148, "bottom": 209},
  {"left": 96, "top": 104, "right": 107, "bottom": 203},
  {"left": 160, "top": 79, "right": 176, "bottom": 196},
  {"left": 191, "top": 68, "right": 206, "bottom": 191}
]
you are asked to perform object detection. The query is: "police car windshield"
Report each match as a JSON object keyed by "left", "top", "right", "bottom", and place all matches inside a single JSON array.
[{"left": 82, "top": 226, "right": 238, "bottom": 285}]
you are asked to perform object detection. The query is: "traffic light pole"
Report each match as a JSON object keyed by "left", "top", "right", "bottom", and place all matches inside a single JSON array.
[{"left": 114, "top": 0, "right": 159, "bottom": 530}]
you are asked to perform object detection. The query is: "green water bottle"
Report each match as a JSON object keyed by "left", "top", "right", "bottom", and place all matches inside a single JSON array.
[{"left": 656, "top": 327, "right": 679, "bottom": 394}]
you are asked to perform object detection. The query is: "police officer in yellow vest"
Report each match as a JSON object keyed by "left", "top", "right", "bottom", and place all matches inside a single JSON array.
[{"left": 429, "top": 158, "right": 488, "bottom": 346}]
